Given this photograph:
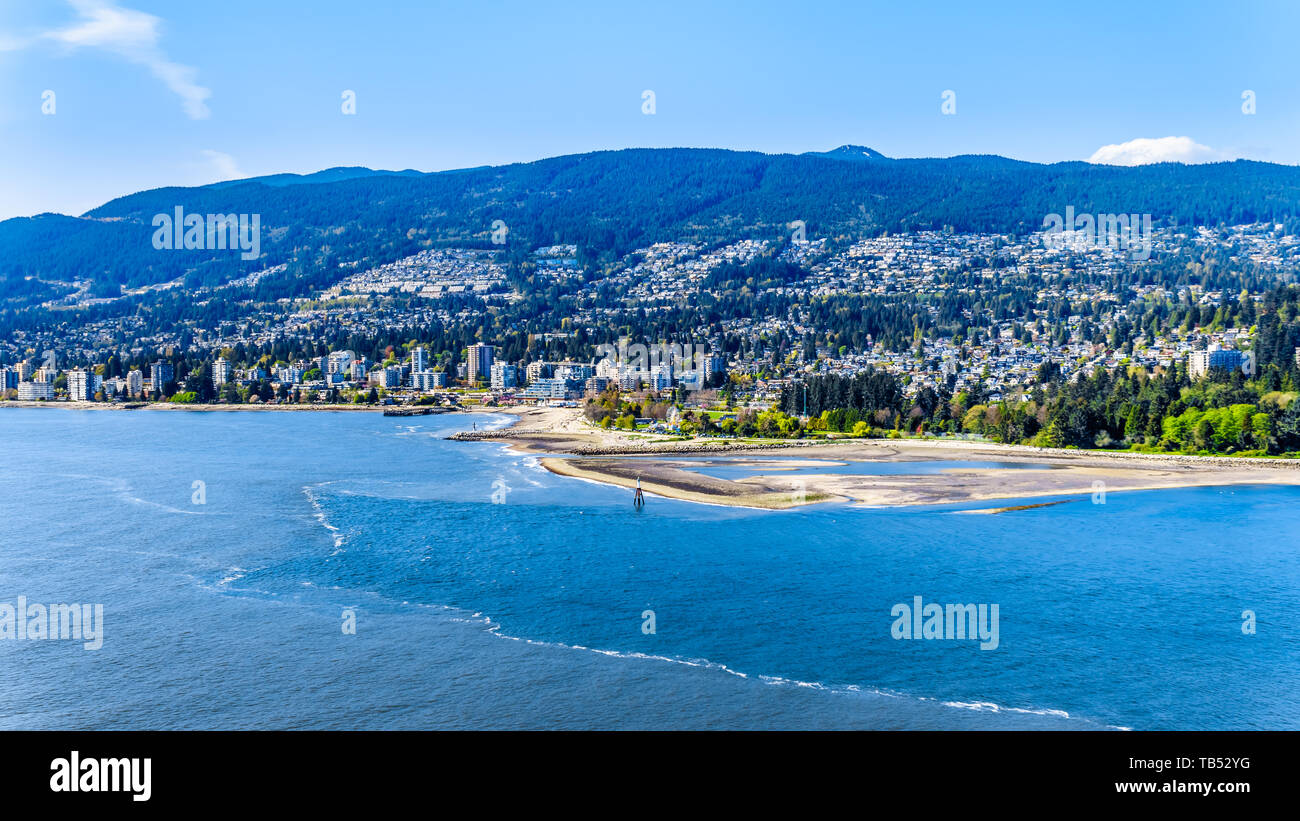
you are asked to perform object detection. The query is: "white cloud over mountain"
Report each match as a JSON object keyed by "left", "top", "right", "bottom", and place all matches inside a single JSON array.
[{"left": 1087, "top": 136, "right": 1226, "bottom": 166}]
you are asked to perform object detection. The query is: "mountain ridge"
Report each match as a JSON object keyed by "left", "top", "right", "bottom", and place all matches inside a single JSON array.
[{"left": 3, "top": 146, "right": 1300, "bottom": 308}]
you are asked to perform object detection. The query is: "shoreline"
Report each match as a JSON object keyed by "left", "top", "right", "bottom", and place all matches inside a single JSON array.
[
  {"left": 10, "top": 401, "right": 1300, "bottom": 509},
  {"left": 469, "top": 406, "right": 1300, "bottom": 510}
]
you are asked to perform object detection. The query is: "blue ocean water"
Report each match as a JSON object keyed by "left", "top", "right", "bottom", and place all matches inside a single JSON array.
[{"left": 1, "top": 408, "right": 1297, "bottom": 729}]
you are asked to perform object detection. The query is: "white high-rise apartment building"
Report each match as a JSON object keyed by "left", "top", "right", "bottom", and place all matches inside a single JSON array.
[
  {"left": 67, "top": 369, "right": 97, "bottom": 401},
  {"left": 18, "top": 382, "right": 54, "bottom": 400},
  {"left": 490, "top": 362, "right": 518, "bottom": 390},
  {"left": 327, "top": 350, "right": 356, "bottom": 376},
  {"left": 527, "top": 361, "right": 552, "bottom": 382},
  {"left": 212, "top": 359, "right": 233, "bottom": 387},
  {"left": 412, "top": 370, "right": 447, "bottom": 391}
]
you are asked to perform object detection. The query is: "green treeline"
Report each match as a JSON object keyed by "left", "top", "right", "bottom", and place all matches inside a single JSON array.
[{"left": 779, "top": 361, "right": 1300, "bottom": 457}]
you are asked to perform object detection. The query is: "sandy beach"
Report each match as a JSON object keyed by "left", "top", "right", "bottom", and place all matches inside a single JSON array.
[
  {"left": 13, "top": 400, "right": 1300, "bottom": 509},
  {"left": 463, "top": 406, "right": 1300, "bottom": 510}
]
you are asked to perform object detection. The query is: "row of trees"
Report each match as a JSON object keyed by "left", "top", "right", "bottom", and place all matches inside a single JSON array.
[{"left": 775, "top": 358, "right": 1300, "bottom": 455}]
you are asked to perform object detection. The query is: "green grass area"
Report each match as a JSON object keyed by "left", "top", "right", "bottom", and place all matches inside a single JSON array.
[{"left": 1106, "top": 445, "right": 1300, "bottom": 460}]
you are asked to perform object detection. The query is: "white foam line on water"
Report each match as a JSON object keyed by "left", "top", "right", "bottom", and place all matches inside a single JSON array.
[
  {"left": 57, "top": 472, "right": 209, "bottom": 516},
  {"left": 302, "top": 482, "right": 345, "bottom": 549},
  {"left": 201, "top": 558, "right": 1118, "bottom": 729},
  {"left": 217, "top": 567, "right": 250, "bottom": 586},
  {"left": 231, "top": 440, "right": 1120, "bottom": 729},
  {"left": 480, "top": 615, "right": 1120, "bottom": 726},
  {"left": 477, "top": 413, "right": 518, "bottom": 431},
  {"left": 916, "top": 698, "right": 1131, "bottom": 730},
  {"left": 934, "top": 699, "right": 1071, "bottom": 718},
  {"left": 362, "top": 591, "right": 1113, "bottom": 728},
  {"left": 495, "top": 444, "right": 545, "bottom": 484}
]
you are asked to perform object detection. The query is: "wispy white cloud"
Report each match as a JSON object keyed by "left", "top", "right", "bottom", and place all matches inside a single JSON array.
[
  {"left": 1087, "top": 136, "right": 1227, "bottom": 166},
  {"left": 0, "top": 33, "right": 30, "bottom": 52},
  {"left": 11, "top": 1, "right": 211, "bottom": 119},
  {"left": 199, "top": 149, "right": 243, "bottom": 181}
]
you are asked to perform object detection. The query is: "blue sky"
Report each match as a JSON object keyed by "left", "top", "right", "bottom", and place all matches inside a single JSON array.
[{"left": 1, "top": 0, "right": 1297, "bottom": 220}]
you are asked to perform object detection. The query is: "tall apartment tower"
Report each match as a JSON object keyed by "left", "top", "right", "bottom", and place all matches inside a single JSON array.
[
  {"left": 150, "top": 361, "right": 174, "bottom": 395},
  {"left": 67, "top": 369, "right": 95, "bottom": 401},
  {"left": 490, "top": 362, "right": 518, "bottom": 390},
  {"left": 212, "top": 359, "right": 233, "bottom": 388},
  {"left": 467, "top": 344, "right": 494, "bottom": 384}
]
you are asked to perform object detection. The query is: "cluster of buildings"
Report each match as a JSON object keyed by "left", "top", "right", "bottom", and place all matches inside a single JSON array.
[
  {"left": 1, "top": 357, "right": 176, "bottom": 402},
  {"left": 2, "top": 336, "right": 738, "bottom": 407},
  {"left": 322, "top": 249, "right": 508, "bottom": 300},
  {"left": 589, "top": 239, "right": 773, "bottom": 300},
  {"left": 563, "top": 225, "right": 1299, "bottom": 402},
  {"left": 4, "top": 223, "right": 1298, "bottom": 410}
]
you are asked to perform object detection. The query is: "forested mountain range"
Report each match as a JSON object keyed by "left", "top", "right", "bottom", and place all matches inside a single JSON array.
[{"left": 5, "top": 146, "right": 1300, "bottom": 306}]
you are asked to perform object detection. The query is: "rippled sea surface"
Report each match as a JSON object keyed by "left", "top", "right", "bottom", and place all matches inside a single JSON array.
[{"left": 2, "top": 408, "right": 1296, "bottom": 729}]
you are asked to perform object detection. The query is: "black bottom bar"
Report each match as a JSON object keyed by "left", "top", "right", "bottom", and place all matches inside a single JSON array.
[{"left": 2, "top": 730, "right": 1286, "bottom": 809}]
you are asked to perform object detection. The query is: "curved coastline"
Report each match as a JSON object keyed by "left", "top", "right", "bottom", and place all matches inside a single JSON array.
[{"left": 462, "top": 405, "right": 1300, "bottom": 510}]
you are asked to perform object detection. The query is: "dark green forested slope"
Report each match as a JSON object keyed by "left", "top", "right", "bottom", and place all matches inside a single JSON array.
[{"left": 4, "top": 147, "right": 1300, "bottom": 304}]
